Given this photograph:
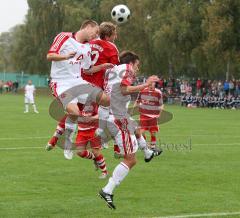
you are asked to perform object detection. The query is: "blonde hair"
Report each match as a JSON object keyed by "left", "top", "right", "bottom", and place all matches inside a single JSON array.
[
  {"left": 80, "top": 20, "right": 98, "bottom": 29},
  {"left": 99, "top": 22, "right": 117, "bottom": 39}
]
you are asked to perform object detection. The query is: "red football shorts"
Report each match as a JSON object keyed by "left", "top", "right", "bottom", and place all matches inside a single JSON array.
[
  {"left": 140, "top": 114, "right": 159, "bottom": 133},
  {"left": 75, "top": 128, "right": 100, "bottom": 149}
]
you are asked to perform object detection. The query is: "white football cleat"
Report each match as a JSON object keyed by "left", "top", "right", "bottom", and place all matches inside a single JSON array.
[
  {"left": 64, "top": 149, "right": 73, "bottom": 160},
  {"left": 101, "top": 142, "right": 109, "bottom": 149}
]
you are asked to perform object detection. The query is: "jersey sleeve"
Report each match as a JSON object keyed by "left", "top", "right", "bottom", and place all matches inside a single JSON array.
[
  {"left": 48, "top": 33, "right": 69, "bottom": 54},
  {"left": 120, "top": 65, "right": 135, "bottom": 86},
  {"left": 108, "top": 47, "right": 120, "bottom": 65}
]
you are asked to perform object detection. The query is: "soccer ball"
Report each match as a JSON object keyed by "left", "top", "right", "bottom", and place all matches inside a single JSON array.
[{"left": 111, "top": 4, "right": 131, "bottom": 24}]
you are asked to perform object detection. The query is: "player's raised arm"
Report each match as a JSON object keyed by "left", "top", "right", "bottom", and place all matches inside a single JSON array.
[
  {"left": 46, "top": 32, "right": 77, "bottom": 61},
  {"left": 83, "top": 63, "right": 114, "bottom": 74},
  {"left": 46, "top": 51, "right": 76, "bottom": 61},
  {"left": 121, "top": 75, "right": 159, "bottom": 95}
]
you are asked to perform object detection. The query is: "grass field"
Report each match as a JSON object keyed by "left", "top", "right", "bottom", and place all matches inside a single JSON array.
[{"left": 0, "top": 93, "right": 240, "bottom": 218}]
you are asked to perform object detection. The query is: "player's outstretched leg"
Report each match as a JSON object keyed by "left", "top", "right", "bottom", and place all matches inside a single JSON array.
[
  {"left": 98, "top": 189, "right": 115, "bottom": 210},
  {"left": 94, "top": 153, "right": 108, "bottom": 179},
  {"left": 64, "top": 116, "right": 77, "bottom": 160},
  {"left": 46, "top": 116, "right": 66, "bottom": 151},
  {"left": 98, "top": 154, "right": 136, "bottom": 210},
  {"left": 63, "top": 103, "right": 81, "bottom": 159}
]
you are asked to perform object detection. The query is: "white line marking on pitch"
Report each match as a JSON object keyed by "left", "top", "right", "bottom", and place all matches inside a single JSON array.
[
  {"left": 0, "top": 147, "right": 43, "bottom": 150},
  {"left": 162, "top": 135, "right": 240, "bottom": 138},
  {"left": 194, "top": 143, "right": 240, "bottom": 146},
  {"left": 0, "top": 143, "right": 239, "bottom": 151},
  {"left": 0, "top": 135, "right": 240, "bottom": 141},
  {"left": 154, "top": 211, "right": 240, "bottom": 218},
  {"left": 0, "top": 136, "right": 49, "bottom": 141}
]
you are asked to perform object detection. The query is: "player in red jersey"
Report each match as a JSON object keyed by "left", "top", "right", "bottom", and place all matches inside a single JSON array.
[
  {"left": 136, "top": 81, "right": 164, "bottom": 149},
  {"left": 82, "top": 21, "right": 119, "bottom": 89},
  {"left": 75, "top": 102, "right": 108, "bottom": 179},
  {"left": 82, "top": 22, "right": 119, "bottom": 149}
]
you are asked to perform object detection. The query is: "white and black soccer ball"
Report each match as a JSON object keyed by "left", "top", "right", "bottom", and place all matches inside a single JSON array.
[{"left": 111, "top": 4, "right": 131, "bottom": 24}]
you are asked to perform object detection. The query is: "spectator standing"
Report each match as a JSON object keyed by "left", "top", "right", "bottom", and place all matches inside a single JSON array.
[
  {"left": 196, "top": 78, "right": 202, "bottom": 95},
  {"left": 13, "top": 81, "right": 19, "bottom": 93},
  {"left": 229, "top": 80, "right": 234, "bottom": 95}
]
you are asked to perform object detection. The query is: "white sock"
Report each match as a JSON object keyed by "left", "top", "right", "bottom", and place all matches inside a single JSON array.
[
  {"left": 32, "top": 104, "right": 37, "bottom": 111},
  {"left": 103, "top": 162, "right": 129, "bottom": 194},
  {"left": 64, "top": 116, "right": 77, "bottom": 146},
  {"left": 137, "top": 135, "right": 152, "bottom": 158},
  {"left": 25, "top": 104, "right": 29, "bottom": 112},
  {"left": 54, "top": 125, "right": 65, "bottom": 138},
  {"left": 137, "top": 135, "right": 148, "bottom": 150},
  {"left": 65, "top": 116, "right": 77, "bottom": 131}
]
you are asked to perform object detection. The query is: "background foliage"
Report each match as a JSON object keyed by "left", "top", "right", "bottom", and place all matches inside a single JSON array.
[{"left": 1, "top": 0, "right": 240, "bottom": 79}]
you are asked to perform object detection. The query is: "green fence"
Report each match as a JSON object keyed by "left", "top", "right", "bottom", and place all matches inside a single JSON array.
[{"left": 0, "top": 72, "right": 49, "bottom": 87}]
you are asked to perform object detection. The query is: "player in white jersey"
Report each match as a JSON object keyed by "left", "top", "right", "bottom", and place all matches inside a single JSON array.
[
  {"left": 24, "top": 80, "right": 39, "bottom": 113},
  {"left": 98, "top": 51, "right": 160, "bottom": 209},
  {"left": 47, "top": 20, "right": 113, "bottom": 159}
]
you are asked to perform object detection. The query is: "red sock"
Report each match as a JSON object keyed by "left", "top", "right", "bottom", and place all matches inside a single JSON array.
[
  {"left": 58, "top": 116, "right": 66, "bottom": 129},
  {"left": 151, "top": 135, "right": 156, "bottom": 142},
  {"left": 151, "top": 134, "right": 156, "bottom": 147},
  {"left": 77, "top": 150, "right": 95, "bottom": 160},
  {"left": 53, "top": 116, "right": 66, "bottom": 137},
  {"left": 95, "top": 154, "right": 107, "bottom": 174}
]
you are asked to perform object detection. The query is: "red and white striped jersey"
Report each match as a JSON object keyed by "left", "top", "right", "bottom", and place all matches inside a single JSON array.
[
  {"left": 137, "top": 87, "right": 163, "bottom": 118},
  {"left": 78, "top": 102, "right": 98, "bottom": 131},
  {"left": 104, "top": 64, "right": 135, "bottom": 119},
  {"left": 48, "top": 32, "right": 92, "bottom": 81}
]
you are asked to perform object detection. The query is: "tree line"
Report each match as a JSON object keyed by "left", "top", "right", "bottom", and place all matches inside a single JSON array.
[{"left": 0, "top": 0, "right": 240, "bottom": 79}]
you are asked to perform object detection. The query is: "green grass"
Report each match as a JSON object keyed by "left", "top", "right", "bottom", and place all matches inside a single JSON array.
[{"left": 0, "top": 93, "right": 240, "bottom": 218}]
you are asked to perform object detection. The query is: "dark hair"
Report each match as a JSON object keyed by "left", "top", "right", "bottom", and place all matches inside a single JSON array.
[
  {"left": 119, "top": 51, "right": 139, "bottom": 64},
  {"left": 80, "top": 20, "right": 98, "bottom": 29},
  {"left": 99, "top": 22, "right": 117, "bottom": 39}
]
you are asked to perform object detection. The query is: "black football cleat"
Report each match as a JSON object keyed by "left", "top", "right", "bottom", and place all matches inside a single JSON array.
[
  {"left": 144, "top": 151, "right": 154, "bottom": 163},
  {"left": 152, "top": 147, "right": 163, "bottom": 157},
  {"left": 98, "top": 189, "right": 116, "bottom": 210}
]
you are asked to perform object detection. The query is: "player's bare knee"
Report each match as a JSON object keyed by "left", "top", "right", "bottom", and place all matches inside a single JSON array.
[
  {"left": 134, "top": 129, "right": 141, "bottom": 138},
  {"left": 66, "top": 104, "right": 79, "bottom": 117},
  {"left": 124, "top": 154, "right": 137, "bottom": 168}
]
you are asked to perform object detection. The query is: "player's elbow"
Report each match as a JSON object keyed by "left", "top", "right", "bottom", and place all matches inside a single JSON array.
[
  {"left": 46, "top": 53, "right": 54, "bottom": 61},
  {"left": 46, "top": 54, "right": 51, "bottom": 61},
  {"left": 83, "top": 68, "right": 92, "bottom": 75},
  {"left": 121, "top": 86, "right": 131, "bottom": 95}
]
